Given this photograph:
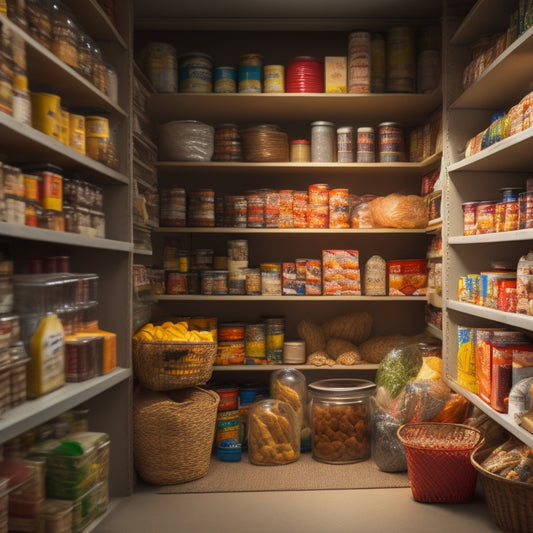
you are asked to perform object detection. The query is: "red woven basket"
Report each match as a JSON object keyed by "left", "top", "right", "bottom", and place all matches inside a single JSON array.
[{"left": 397, "top": 422, "right": 484, "bottom": 503}]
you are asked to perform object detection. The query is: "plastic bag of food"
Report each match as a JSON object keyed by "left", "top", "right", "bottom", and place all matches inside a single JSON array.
[
  {"left": 369, "top": 193, "right": 429, "bottom": 229},
  {"left": 371, "top": 400, "right": 407, "bottom": 472}
]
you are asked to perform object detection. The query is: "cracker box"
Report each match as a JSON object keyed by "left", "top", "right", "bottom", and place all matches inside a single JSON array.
[
  {"left": 282, "top": 262, "right": 298, "bottom": 295},
  {"left": 325, "top": 57, "right": 347, "bottom": 93}
]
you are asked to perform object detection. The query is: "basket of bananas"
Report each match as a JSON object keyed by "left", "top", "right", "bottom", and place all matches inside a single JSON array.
[{"left": 132, "top": 320, "right": 217, "bottom": 391}]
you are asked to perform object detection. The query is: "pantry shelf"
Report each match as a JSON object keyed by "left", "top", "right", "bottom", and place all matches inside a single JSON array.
[
  {"left": 0, "top": 113, "right": 129, "bottom": 185},
  {"left": 447, "top": 299, "right": 533, "bottom": 330},
  {"left": 156, "top": 153, "right": 442, "bottom": 177},
  {"left": 450, "top": 24, "right": 533, "bottom": 110},
  {"left": 156, "top": 295, "right": 427, "bottom": 302},
  {"left": 213, "top": 363, "right": 379, "bottom": 371},
  {"left": 449, "top": 229, "right": 533, "bottom": 244},
  {"left": 448, "top": 127, "right": 533, "bottom": 173},
  {"left": 0, "top": 222, "right": 133, "bottom": 252},
  {"left": 0, "top": 368, "right": 131, "bottom": 445},
  {"left": 148, "top": 90, "right": 442, "bottom": 126},
  {"left": 445, "top": 376, "right": 533, "bottom": 448},
  {"left": 0, "top": 15, "right": 127, "bottom": 117},
  {"left": 153, "top": 227, "right": 427, "bottom": 235}
]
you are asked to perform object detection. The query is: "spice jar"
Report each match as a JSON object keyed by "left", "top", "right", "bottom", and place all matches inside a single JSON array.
[
  {"left": 308, "top": 378, "right": 375, "bottom": 464},
  {"left": 271, "top": 368, "right": 311, "bottom": 451},
  {"left": 311, "top": 121, "right": 335, "bottom": 162},
  {"left": 248, "top": 398, "right": 301, "bottom": 465},
  {"left": 290, "top": 139, "right": 311, "bottom": 162}
]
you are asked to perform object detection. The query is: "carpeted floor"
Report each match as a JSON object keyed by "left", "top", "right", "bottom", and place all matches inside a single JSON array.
[{"left": 158, "top": 453, "right": 411, "bottom": 494}]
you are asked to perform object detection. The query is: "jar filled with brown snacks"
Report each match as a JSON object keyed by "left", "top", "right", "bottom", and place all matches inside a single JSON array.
[
  {"left": 248, "top": 398, "right": 301, "bottom": 465},
  {"left": 271, "top": 368, "right": 311, "bottom": 451},
  {"left": 25, "top": 0, "right": 53, "bottom": 50},
  {"left": 77, "top": 33, "right": 95, "bottom": 81},
  {"left": 90, "top": 43, "right": 108, "bottom": 94},
  {"left": 308, "top": 378, "right": 375, "bottom": 464},
  {"left": 50, "top": 1, "right": 79, "bottom": 69}
]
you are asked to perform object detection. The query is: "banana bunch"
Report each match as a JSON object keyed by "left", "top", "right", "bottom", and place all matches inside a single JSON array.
[{"left": 133, "top": 321, "right": 214, "bottom": 342}]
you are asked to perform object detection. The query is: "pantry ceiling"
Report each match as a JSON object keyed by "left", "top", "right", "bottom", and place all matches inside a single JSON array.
[{"left": 132, "top": 0, "right": 446, "bottom": 30}]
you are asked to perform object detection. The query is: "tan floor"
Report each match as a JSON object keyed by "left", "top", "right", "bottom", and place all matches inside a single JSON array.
[{"left": 93, "top": 483, "right": 502, "bottom": 533}]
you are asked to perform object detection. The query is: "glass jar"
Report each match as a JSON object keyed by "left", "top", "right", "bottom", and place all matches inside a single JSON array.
[
  {"left": 248, "top": 398, "right": 300, "bottom": 465},
  {"left": 77, "top": 33, "right": 95, "bottom": 81},
  {"left": 25, "top": 0, "right": 52, "bottom": 50},
  {"left": 271, "top": 368, "right": 311, "bottom": 451},
  {"left": 311, "top": 121, "right": 335, "bottom": 162},
  {"left": 91, "top": 43, "right": 108, "bottom": 94},
  {"left": 290, "top": 139, "right": 311, "bottom": 162},
  {"left": 50, "top": 1, "right": 79, "bottom": 69},
  {"left": 308, "top": 378, "right": 375, "bottom": 464}
]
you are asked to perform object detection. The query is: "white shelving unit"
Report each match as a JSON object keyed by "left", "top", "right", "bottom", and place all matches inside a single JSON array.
[
  {"left": 0, "top": 1, "right": 134, "bottom": 497},
  {"left": 443, "top": 0, "right": 533, "bottom": 448}
]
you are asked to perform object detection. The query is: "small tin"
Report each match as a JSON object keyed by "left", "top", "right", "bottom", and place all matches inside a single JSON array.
[
  {"left": 214, "top": 66, "right": 237, "bottom": 93},
  {"left": 378, "top": 122, "right": 405, "bottom": 162},
  {"left": 179, "top": 52, "right": 214, "bottom": 93},
  {"left": 238, "top": 53, "right": 263, "bottom": 93},
  {"left": 264, "top": 65, "right": 285, "bottom": 93}
]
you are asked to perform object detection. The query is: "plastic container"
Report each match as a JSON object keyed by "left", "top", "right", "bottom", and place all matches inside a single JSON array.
[
  {"left": 308, "top": 378, "right": 376, "bottom": 464},
  {"left": 38, "top": 498, "right": 73, "bottom": 533},
  {"left": 64, "top": 336, "right": 96, "bottom": 383},
  {"left": 248, "top": 398, "right": 300, "bottom": 465}
]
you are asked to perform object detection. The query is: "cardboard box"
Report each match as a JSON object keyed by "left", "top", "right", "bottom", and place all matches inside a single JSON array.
[{"left": 325, "top": 57, "right": 347, "bottom": 93}]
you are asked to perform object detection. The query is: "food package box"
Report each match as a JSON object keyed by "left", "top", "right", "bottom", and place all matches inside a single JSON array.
[
  {"left": 475, "top": 329, "right": 526, "bottom": 405},
  {"left": 73, "top": 330, "right": 116, "bottom": 375},
  {"left": 282, "top": 262, "right": 298, "bottom": 295},
  {"left": 322, "top": 250, "right": 361, "bottom": 295},
  {"left": 324, "top": 57, "right": 347, "bottom": 93},
  {"left": 37, "top": 499, "right": 73, "bottom": 533},
  {"left": 387, "top": 259, "right": 427, "bottom": 296},
  {"left": 71, "top": 480, "right": 108, "bottom": 533},
  {"left": 512, "top": 343, "right": 533, "bottom": 386},
  {"left": 305, "top": 260, "right": 322, "bottom": 295},
  {"left": 457, "top": 326, "right": 478, "bottom": 394},
  {"left": 479, "top": 271, "right": 516, "bottom": 308},
  {"left": 28, "top": 432, "right": 110, "bottom": 501}
]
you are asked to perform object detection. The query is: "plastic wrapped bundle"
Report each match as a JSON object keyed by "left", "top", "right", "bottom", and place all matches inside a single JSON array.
[
  {"left": 371, "top": 401, "right": 407, "bottom": 472},
  {"left": 158, "top": 120, "right": 214, "bottom": 161}
]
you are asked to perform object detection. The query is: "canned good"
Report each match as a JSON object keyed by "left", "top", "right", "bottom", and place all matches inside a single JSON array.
[
  {"left": 245, "top": 323, "right": 266, "bottom": 363},
  {"left": 68, "top": 112, "right": 85, "bottom": 154},
  {"left": 245, "top": 268, "right": 261, "bottom": 295},
  {"left": 265, "top": 318, "right": 285, "bottom": 364},
  {"left": 22, "top": 172, "right": 40, "bottom": 202},
  {"left": 219, "top": 323, "right": 245, "bottom": 342},
  {"left": 31, "top": 91, "right": 61, "bottom": 140},
  {"left": 336, "top": 127, "right": 354, "bottom": 162},
  {"left": 370, "top": 33, "right": 386, "bottom": 93},
  {"left": 387, "top": 26, "right": 416, "bottom": 93},
  {"left": 475, "top": 201, "right": 496, "bottom": 234},
  {"left": 165, "top": 271, "right": 187, "bottom": 294},
  {"left": 264, "top": 65, "right": 285, "bottom": 93},
  {"left": 309, "top": 378, "right": 375, "bottom": 464},
  {"left": 260, "top": 263, "right": 282, "bottom": 295},
  {"left": 378, "top": 122, "right": 405, "bottom": 162},
  {"left": 238, "top": 53, "right": 263, "bottom": 93},
  {"left": 311, "top": 121, "right": 335, "bottom": 162},
  {"left": 348, "top": 31, "right": 371, "bottom": 94},
  {"left": 214, "top": 66, "right": 237, "bottom": 93},
  {"left": 143, "top": 42, "right": 177, "bottom": 93},
  {"left": 357, "top": 127, "right": 375, "bottom": 162},
  {"left": 179, "top": 52, "right": 214, "bottom": 93}
]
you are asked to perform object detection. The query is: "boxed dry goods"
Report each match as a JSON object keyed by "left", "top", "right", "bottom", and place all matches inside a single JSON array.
[
  {"left": 387, "top": 259, "right": 428, "bottom": 296},
  {"left": 324, "top": 56, "right": 347, "bottom": 93},
  {"left": 305, "top": 259, "right": 322, "bottom": 295},
  {"left": 71, "top": 480, "right": 108, "bottom": 533},
  {"left": 322, "top": 250, "right": 361, "bottom": 295},
  {"left": 37, "top": 499, "right": 73, "bottom": 533}
]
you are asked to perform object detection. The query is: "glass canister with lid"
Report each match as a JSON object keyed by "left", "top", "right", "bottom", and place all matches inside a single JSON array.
[
  {"left": 308, "top": 378, "right": 376, "bottom": 464},
  {"left": 271, "top": 368, "right": 311, "bottom": 452},
  {"left": 50, "top": 1, "right": 79, "bottom": 70},
  {"left": 248, "top": 398, "right": 301, "bottom": 465}
]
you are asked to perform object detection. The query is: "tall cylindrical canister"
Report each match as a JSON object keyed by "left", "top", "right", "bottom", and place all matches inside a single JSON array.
[
  {"left": 264, "top": 64, "right": 285, "bottom": 93},
  {"left": 178, "top": 52, "right": 214, "bottom": 93},
  {"left": 214, "top": 66, "right": 237, "bottom": 93},
  {"left": 238, "top": 53, "right": 263, "bottom": 93},
  {"left": 245, "top": 323, "right": 266, "bottom": 364},
  {"left": 143, "top": 42, "right": 177, "bottom": 93},
  {"left": 265, "top": 317, "right": 285, "bottom": 364},
  {"left": 357, "top": 127, "right": 375, "bottom": 162},
  {"left": 31, "top": 91, "right": 61, "bottom": 140},
  {"left": 311, "top": 121, "right": 335, "bottom": 162},
  {"left": 378, "top": 122, "right": 405, "bottom": 162},
  {"left": 387, "top": 27, "right": 416, "bottom": 93},
  {"left": 370, "top": 33, "right": 386, "bottom": 93},
  {"left": 417, "top": 25, "right": 441, "bottom": 94},
  {"left": 337, "top": 126, "right": 354, "bottom": 162},
  {"left": 348, "top": 31, "right": 371, "bottom": 94}
]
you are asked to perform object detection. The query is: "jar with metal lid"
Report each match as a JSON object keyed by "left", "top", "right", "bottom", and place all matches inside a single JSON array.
[
  {"left": 248, "top": 398, "right": 300, "bottom": 465},
  {"left": 308, "top": 378, "right": 376, "bottom": 464},
  {"left": 311, "top": 121, "right": 335, "bottom": 162},
  {"left": 271, "top": 368, "right": 310, "bottom": 451}
]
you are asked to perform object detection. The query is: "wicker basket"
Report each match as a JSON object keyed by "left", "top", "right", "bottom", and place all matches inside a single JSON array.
[
  {"left": 397, "top": 422, "right": 484, "bottom": 503},
  {"left": 132, "top": 339, "right": 217, "bottom": 391},
  {"left": 133, "top": 387, "right": 220, "bottom": 485},
  {"left": 471, "top": 445, "right": 533, "bottom": 533}
]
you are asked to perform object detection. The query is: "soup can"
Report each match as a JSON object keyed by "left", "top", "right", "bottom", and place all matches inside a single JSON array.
[
  {"left": 264, "top": 65, "right": 285, "bottom": 93},
  {"left": 378, "top": 122, "right": 405, "bottom": 162},
  {"left": 387, "top": 27, "right": 416, "bottom": 93},
  {"left": 214, "top": 66, "right": 237, "bottom": 93},
  {"left": 238, "top": 53, "right": 263, "bottom": 93},
  {"left": 31, "top": 91, "right": 61, "bottom": 140},
  {"left": 179, "top": 52, "right": 214, "bottom": 93}
]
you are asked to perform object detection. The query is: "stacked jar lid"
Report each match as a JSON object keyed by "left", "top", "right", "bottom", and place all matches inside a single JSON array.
[{"left": 286, "top": 56, "right": 324, "bottom": 92}]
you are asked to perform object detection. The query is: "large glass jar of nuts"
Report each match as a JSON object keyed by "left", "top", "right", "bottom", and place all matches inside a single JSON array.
[
  {"left": 308, "top": 378, "right": 376, "bottom": 464},
  {"left": 50, "top": 1, "right": 79, "bottom": 69}
]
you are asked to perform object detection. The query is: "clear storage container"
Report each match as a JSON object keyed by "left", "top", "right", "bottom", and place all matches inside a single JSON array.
[
  {"left": 308, "top": 378, "right": 375, "bottom": 464},
  {"left": 248, "top": 398, "right": 300, "bottom": 465}
]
